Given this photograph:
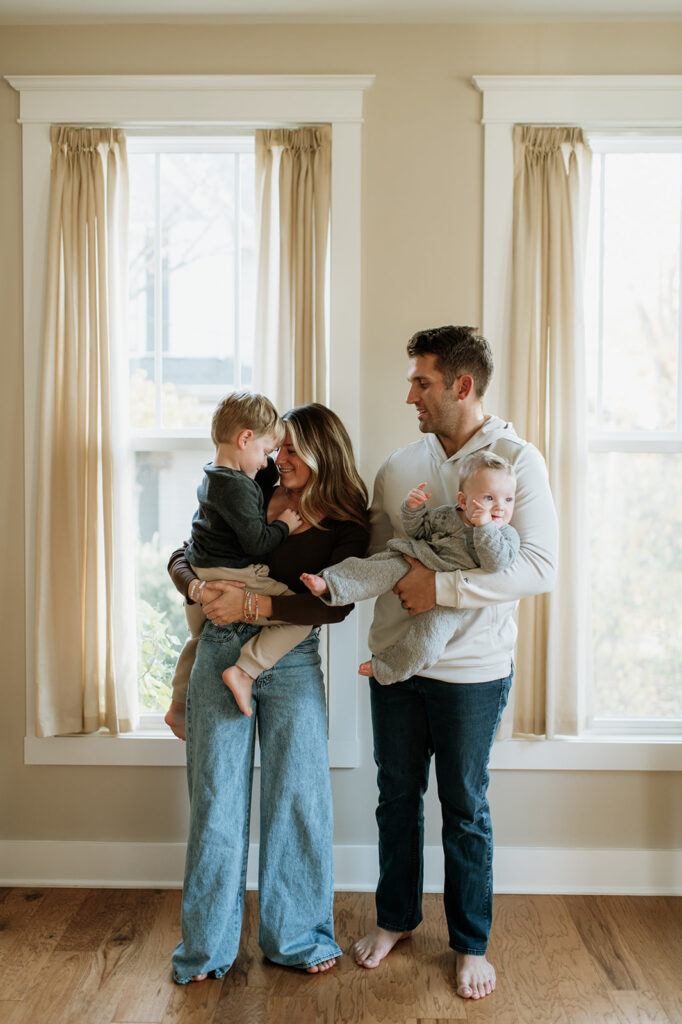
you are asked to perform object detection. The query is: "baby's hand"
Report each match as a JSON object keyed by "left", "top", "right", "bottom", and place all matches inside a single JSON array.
[
  {"left": 300, "top": 572, "right": 328, "bottom": 597},
  {"left": 405, "top": 482, "right": 431, "bottom": 510},
  {"left": 468, "top": 499, "right": 492, "bottom": 527},
  {"left": 279, "top": 507, "right": 303, "bottom": 533}
]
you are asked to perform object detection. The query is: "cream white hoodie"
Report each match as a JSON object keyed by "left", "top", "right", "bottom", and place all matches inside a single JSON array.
[{"left": 367, "top": 416, "right": 558, "bottom": 683}]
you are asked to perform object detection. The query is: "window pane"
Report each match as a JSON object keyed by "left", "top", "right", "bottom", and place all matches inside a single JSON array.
[
  {"left": 135, "top": 448, "right": 211, "bottom": 713},
  {"left": 589, "top": 452, "right": 682, "bottom": 719},
  {"left": 586, "top": 152, "right": 681, "bottom": 432}
]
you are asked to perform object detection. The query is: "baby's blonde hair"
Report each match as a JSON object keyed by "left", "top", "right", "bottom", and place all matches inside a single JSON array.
[
  {"left": 211, "top": 391, "right": 284, "bottom": 447},
  {"left": 458, "top": 451, "right": 516, "bottom": 491}
]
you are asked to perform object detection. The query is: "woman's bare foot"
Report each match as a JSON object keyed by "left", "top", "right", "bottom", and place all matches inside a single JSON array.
[
  {"left": 164, "top": 700, "right": 187, "bottom": 741},
  {"left": 222, "top": 665, "right": 254, "bottom": 716},
  {"left": 455, "top": 952, "right": 496, "bottom": 999},
  {"left": 300, "top": 572, "right": 328, "bottom": 596},
  {"left": 358, "top": 661, "right": 373, "bottom": 677},
  {"left": 305, "top": 958, "right": 337, "bottom": 973},
  {"left": 191, "top": 973, "right": 208, "bottom": 982},
  {"left": 353, "top": 927, "right": 411, "bottom": 968}
]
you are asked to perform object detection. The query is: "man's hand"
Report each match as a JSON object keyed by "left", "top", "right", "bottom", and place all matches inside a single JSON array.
[{"left": 393, "top": 554, "right": 436, "bottom": 615}]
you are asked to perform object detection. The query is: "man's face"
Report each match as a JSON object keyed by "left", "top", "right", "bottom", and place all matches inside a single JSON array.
[{"left": 406, "top": 353, "right": 459, "bottom": 438}]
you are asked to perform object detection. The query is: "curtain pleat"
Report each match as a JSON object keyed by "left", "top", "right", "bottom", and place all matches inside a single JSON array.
[
  {"left": 509, "top": 125, "right": 592, "bottom": 738},
  {"left": 35, "top": 126, "right": 138, "bottom": 737},
  {"left": 254, "top": 127, "right": 331, "bottom": 410}
]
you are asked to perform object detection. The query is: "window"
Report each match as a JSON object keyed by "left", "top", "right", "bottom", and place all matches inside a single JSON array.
[
  {"left": 12, "top": 74, "right": 373, "bottom": 766},
  {"left": 585, "top": 138, "right": 682, "bottom": 731},
  {"left": 475, "top": 75, "right": 682, "bottom": 769},
  {"left": 127, "top": 136, "right": 257, "bottom": 718}
]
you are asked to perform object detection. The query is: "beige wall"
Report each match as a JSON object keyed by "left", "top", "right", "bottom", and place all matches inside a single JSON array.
[{"left": 2, "top": 21, "right": 682, "bottom": 853}]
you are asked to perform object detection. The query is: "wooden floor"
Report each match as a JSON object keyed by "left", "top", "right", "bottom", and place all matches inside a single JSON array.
[{"left": 0, "top": 888, "right": 680, "bottom": 1023}]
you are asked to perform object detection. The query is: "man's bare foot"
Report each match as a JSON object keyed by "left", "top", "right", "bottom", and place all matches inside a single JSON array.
[
  {"left": 353, "top": 927, "right": 411, "bottom": 968},
  {"left": 222, "top": 665, "right": 254, "bottom": 716},
  {"left": 358, "top": 660, "right": 373, "bottom": 677},
  {"left": 300, "top": 572, "right": 328, "bottom": 597},
  {"left": 164, "top": 700, "right": 187, "bottom": 741},
  {"left": 455, "top": 952, "right": 496, "bottom": 999},
  {"left": 305, "top": 957, "right": 336, "bottom": 973}
]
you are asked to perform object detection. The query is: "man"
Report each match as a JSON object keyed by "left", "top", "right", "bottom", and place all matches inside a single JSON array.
[{"left": 353, "top": 325, "right": 557, "bottom": 1000}]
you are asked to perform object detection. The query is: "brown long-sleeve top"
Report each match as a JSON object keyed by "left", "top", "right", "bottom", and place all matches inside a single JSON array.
[{"left": 167, "top": 460, "right": 370, "bottom": 626}]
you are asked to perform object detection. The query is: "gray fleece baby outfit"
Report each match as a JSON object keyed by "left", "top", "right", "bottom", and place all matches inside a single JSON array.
[{"left": 320, "top": 500, "right": 520, "bottom": 684}]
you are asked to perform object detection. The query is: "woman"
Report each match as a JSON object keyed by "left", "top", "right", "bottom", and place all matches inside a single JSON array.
[{"left": 169, "top": 403, "right": 370, "bottom": 983}]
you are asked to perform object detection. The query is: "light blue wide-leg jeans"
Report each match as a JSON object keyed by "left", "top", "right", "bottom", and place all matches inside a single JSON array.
[{"left": 172, "top": 622, "right": 341, "bottom": 983}]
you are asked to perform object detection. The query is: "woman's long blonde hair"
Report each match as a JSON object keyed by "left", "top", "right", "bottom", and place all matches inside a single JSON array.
[{"left": 282, "top": 404, "right": 369, "bottom": 531}]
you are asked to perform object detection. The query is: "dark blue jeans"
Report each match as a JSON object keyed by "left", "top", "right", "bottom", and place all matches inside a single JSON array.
[{"left": 369, "top": 671, "right": 512, "bottom": 956}]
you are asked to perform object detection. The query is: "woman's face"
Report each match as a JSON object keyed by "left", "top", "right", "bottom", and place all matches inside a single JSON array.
[{"left": 275, "top": 431, "right": 312, "bottom": 492}]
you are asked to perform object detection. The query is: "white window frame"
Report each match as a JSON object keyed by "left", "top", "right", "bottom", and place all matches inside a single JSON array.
[
  {"left": 474, "top": 75, "right": 682, "bottom": 771},
  {"left": 8, "top": 73, "right": 374, "bottom": 768}
]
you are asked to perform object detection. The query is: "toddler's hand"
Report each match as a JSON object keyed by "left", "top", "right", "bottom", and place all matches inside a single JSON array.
[
  {"left": 405, "top": 482, "right": 431, "bottom": 509},
  {"left": 279, "top": 507, "right": 303, "bottom": 532},
  {"left": 468, "top": 499, "right": 492, "bottom": 527}
]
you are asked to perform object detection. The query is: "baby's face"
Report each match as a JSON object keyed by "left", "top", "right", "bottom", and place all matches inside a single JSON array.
[{"left": 459, "top": 468, "right": 516, "bottom": 526}]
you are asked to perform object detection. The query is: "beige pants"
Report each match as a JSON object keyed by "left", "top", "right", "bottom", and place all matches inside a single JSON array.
[{"left": 170, "top": 563, "right": 311, "bottom": 704}]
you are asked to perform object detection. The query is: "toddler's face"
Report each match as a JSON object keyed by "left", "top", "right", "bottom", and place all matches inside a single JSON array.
[
  {"left": 241, "top": 432, "right": 279, "bottom": 479},
  {"left": 459, "top": 468, "right": 516, "bottom": 526}
]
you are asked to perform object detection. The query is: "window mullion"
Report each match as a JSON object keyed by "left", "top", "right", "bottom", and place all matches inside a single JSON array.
[
  {"left": 234, "top": 151, "right": 242, "bottom": 387},
  {"left": 153, "top": 152, "right": 163, "bottom": 431},
  {"left": 597, "top": 153, "right": 606, "bottom": 430}
]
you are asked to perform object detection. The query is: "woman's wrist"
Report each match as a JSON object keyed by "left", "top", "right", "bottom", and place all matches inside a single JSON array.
[{"left": 188, "top": 579, "right": 206, "bottom": 604}]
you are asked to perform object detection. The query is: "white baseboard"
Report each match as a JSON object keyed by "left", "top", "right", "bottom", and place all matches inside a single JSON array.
[{"left": 0, "top": 841, "right": 680, "bottom": 895}]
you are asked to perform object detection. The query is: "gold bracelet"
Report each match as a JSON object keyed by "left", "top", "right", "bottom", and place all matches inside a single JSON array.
[{"left": 243, "top": 589, "right": 259, "bottom": 624}]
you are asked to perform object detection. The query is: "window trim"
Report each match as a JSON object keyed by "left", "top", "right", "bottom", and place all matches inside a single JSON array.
[
  {"left": 9, "top": 73, "right": 374, "bottom": 768},
  {"left": 474, "top": 75, "right": 682, "bottom": 767}
]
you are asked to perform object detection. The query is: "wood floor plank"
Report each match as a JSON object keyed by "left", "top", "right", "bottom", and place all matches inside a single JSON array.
[
  {"left": 6, "top": 949, "right": 92, "bottom": 1024},
  {"left": 0, "top": 887, "right": 90, "bottom": 1000},
  {"left": 161, "top": 975, "right": 225, "bottom": 1024},
  {"left": 492, "top": 894, "right": 570, "bottom": 1024},
  {"left": 526, "top": 895, "right": 622, "bottom": 1024},
  {"left": 566, "top": 896, "right": 647, "bottom": 991},
  {"left": 599, "top": 897, "right": 682, "bottom": 1022},
  {"left": 609, "top": 990, "right": 672, "bottom": 1023},
  {"left": 0, "top": 888, "right": 49, "bottom": 962}
]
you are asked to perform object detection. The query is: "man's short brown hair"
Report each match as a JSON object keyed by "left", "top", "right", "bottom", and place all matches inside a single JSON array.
[{"left": 406, "top": 325, "right": 494, "bottom": 397}]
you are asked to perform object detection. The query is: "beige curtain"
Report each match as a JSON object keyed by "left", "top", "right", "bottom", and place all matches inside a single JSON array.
[
  {"left": 34, "top": 126, "right": 138, "bottom": 737},
  {"left": 254, "top": 127, "right": 331, "bottom": 410},
  {"left": 509, "top": 125, "right": 592, "bottom": 738}
]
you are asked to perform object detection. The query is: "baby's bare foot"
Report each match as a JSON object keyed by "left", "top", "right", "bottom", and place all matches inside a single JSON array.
[
  {"left": 358, "top": 661, "right": 373, "bottom": 677},
  {"left": 164, "top": 700, "right": 186, "bottom": 741},
  {"left": 455, "top": 952, "right": 496, "bottom": 999},
  {"left": 353, "top": 927, "right": 410, "bottom": 968},
  {"left": 300, "top": 572, "right": 328, "bottom": 596},
  {"left": 305, "top": 957, "right": 336, "bottom": 973},
  {"left": 222, "top": 665, "right": 254, "bottom": 716}
]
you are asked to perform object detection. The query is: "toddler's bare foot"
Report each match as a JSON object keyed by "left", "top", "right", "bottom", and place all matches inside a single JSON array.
[
  {"left": 305, "top": 958, "right": 336, "bottom": 973},
  {"left": 358, "top": 661, "right": 373, "bottom": 677},
  {"left": 222, "top": 665, "right": 254, "bottom": 717},
  {"left": 455, "top": 952, "right": 496, "bottom": 999},
  {"left": 353, "top": 927, "right": 411, "bottom": 968},
  {"left": 300, "top": 572, "right": 328, "bottom": 596},
  {"left": 164, "top": 700, "right": 187, "bottom": 741}
]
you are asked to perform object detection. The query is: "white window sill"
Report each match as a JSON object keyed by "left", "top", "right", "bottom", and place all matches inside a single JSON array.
[
  {"left": 490, "top": 736, "right": 682, "bottom": 772},
  {"left": 24, "top": 732, "right": 682, "bottom": 770},
  {"left": 24, "top": 732, "right": 360, "bottom": 768}
]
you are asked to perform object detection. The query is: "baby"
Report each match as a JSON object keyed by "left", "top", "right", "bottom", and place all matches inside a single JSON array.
[{"left": 301, "top": 450, "right": 519, "bottom": 684}]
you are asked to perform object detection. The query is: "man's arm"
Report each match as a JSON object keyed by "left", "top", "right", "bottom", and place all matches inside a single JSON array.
[{"left": 395, "top": 444, "right": 557, "bottom": 614}]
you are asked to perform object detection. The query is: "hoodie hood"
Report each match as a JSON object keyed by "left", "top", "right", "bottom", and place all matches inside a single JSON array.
[{"left": 423, "top": 416, "right": 526, "bottom": 465}]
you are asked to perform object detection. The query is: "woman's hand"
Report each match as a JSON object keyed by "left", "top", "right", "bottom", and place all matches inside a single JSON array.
[{"left": 202, "top": 580, "right": 247, "bottom": 625}]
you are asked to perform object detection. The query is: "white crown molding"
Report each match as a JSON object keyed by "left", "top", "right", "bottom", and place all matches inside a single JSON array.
[
  {"left": 1, "top": 841, "right": 680, "bottom": 895},
  {"left": 4, "top": 73, "right": 375, "bottom": 125},
  {"left": 472, "top": 73, "right": 682, "bottom": 127},
  {"left": 5, "top": 73, "right": 376, "bottom": 93}
]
